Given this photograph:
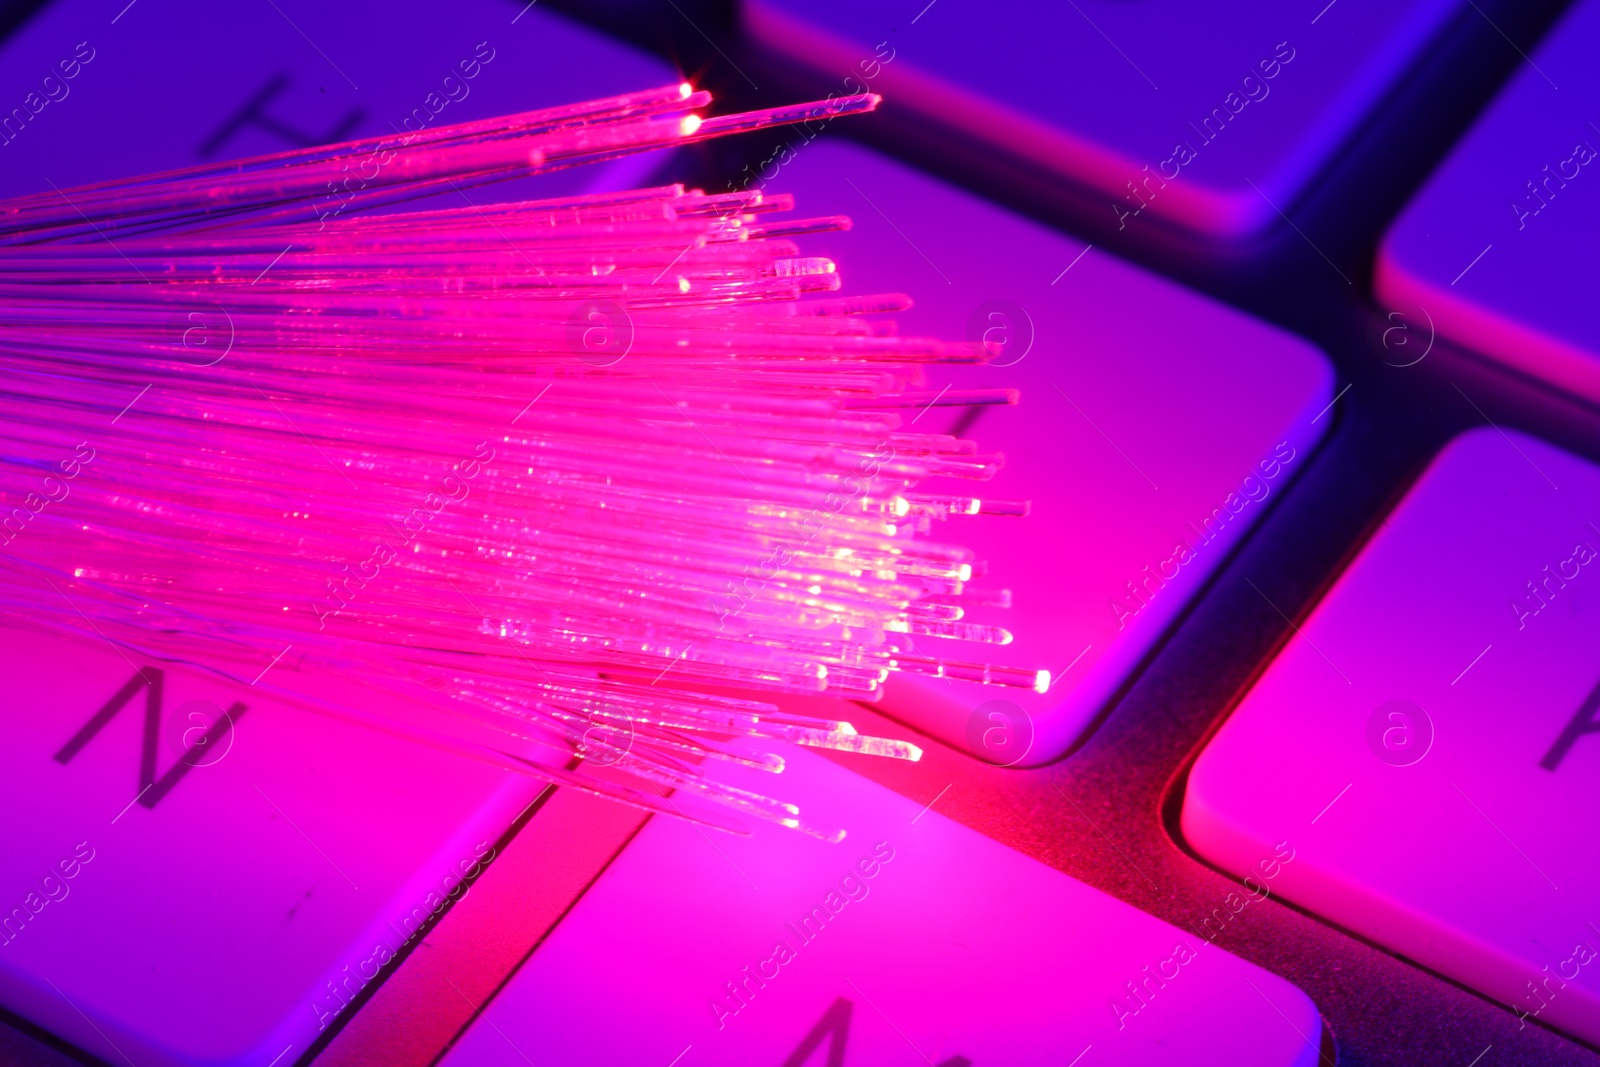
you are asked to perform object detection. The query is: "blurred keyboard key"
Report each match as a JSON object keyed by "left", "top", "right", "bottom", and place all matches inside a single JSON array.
[
  {"left": 778, "top": 141, "right": 1331, "bottom": 764},
  {"left": 440, "top": 743, "right": 1325, "bottom": 1067},
  {"left": 1378, "top": 0, "right": 1600, "bottom": 404},
  {"left": 744, "top": 0, "right": 1467, "bottom": 239},
  {"left": 1184, "top": 428, "right": 1600, "bottom": 1044},
  {"left": 0, "top": 623, "right": 544, "bottom": 1066},
  {"left": 0, "top": 0, "right": 674, "bottom": 199}
]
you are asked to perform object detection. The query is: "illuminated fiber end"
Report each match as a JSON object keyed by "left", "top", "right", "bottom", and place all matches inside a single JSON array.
[
  {"left": 678, "top": 81, "right": 693, "bottom": 99},
  {"left": 891, "top": 495, "right": 911, "bottom": 518},
  {"left": 795, "top": 730, "right": 918, "bottom": 761},
  {"left": 1034, "top": 670, "right": 1051, "bottom": 694},
  {"left": 855, "top": 736, "right": 922, "bottom": 760},
  {"left": 956, "top": 563, "right": 973, "bottom": 582},
  {"left": 679, "top": 113, "right": 703, "bottom": 136},
  {"left": 772, "top": 256, "right": 837, "bottom": 277},
  {"left": 979, "top": 499, "right": 1031, "bottom": 517}
]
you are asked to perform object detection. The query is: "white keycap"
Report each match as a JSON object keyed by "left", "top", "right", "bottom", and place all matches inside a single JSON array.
[
  {"left": 1184, "top": 427, "right": 1600, "bottom": 1044},
  {"left": 1377, "top": 0, "right": 1600, "bottom": 404},
  {"left": 0, "top": 622, "right": 544, "bottom": 1066},
  {"left": 439, "top": 742, "right": 1325, "bottom": 1066},
  {"left": 744, "top": 0, "right": 1468, "bottom": 240},
  {"left": 776, "top": 141, "right": 1332, "bottom": 764}
]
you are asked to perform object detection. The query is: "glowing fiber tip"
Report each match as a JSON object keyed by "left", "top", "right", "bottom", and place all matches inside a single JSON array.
[{"left": 0, "top": 83, "right": 1039, "bottom": 834}]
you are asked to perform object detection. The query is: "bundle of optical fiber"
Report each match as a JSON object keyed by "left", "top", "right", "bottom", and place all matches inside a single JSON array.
[{"left": 0, "top": 84, "right": 1042, "bottom": 838}]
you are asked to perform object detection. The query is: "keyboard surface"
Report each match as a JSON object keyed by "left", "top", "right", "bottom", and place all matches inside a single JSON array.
[
  {"left": 776, "top": 139, "right": 1332, "bottom": 764},
  {"left": 0, "top": 0, "right": 1598, "bottom": 1063},
  {"left": 1377, "top": 0, "right": 1600, "bottom": 403},
  {"left": 744, "top": 0, "right": 1468, "bottom": 239},
  {"left": 1184, "top": 426, "right": 1600, "bottom": 1046}
]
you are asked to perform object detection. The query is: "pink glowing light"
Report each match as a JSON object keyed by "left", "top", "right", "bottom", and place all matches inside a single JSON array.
[{"left": 0, "top": 85, "right": 1040, "bottom": 836}]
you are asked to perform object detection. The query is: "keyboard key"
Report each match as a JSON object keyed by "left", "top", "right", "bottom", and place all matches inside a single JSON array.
[
  {"left": 0, "top": 623, "right": 544, "bottom": 1067},
  {"left": 1377, "top": 0, "right": 1600, "bottom": 404},
  {"left": 1183, "top": 428, "right": 1600, "bottom": 1044},
  {"left": 743, "top": 0, "right": 1466, "bottom": 239},
  {"left": 0, "top": 0, "right": 674, "bottom": 200},
  {"left": 439, "top": 742, "right": 1324, "bottom": 1066},
  {"left": 776, "top": 141, "right": 1332, "bottom": 764}
]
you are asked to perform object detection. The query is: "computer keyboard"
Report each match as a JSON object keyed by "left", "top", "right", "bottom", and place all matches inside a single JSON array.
[
  {"left": 1377, "top": 0, "right": 1600, "bottom": 404},
  {"left": 1, "top": 0, "right": 1598, "bottom": 1064},
  {"left": 1184, "top": 426, "right": 1600, "bottom": 1045},
  {"left": 772, "top": 139, "right": 1333, "bottom": 764}
]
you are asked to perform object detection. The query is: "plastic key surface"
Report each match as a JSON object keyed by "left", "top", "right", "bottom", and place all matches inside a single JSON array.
[
  {"left": 438, "top": 742, "right": 1325, "bottom": 1066},
  {"left": 0, "top": 623, "right": 544, "bottom": 1066},
  {"left": 776, "top": 140, "right": 1331, "bottom": 764},
  {"left": 1184, "top": 428, "right": 1600, "bottom": 1044},
  {"left": 1377, "top": 0, "right": 1600, "bottom": 405},
  {"left": 743, "top": 0, "right": 1466, "bottom": 240}
]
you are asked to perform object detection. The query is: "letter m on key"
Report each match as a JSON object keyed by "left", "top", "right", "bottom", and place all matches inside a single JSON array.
[{"left": 53, "top": 667, "right": 245, "bottom": 809}]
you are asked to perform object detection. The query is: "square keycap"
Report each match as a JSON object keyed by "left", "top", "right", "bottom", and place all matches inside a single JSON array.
[
  {"left": 776, "top": 140, "right": 1332, "bottom": 764},
  {"left": 0, "top": 623, "right": 543, "bottom": 1067},
  {"left": 744, "top": 0, "right": 1465, "bottom": 239},
  {"left": 439, "top": 742, "right": 1325, "bottom": 1066},
  {"left": 1184, "top": 427, "right": 1600, "bottom": 1045},
  {"left": 1377, "top": 0, "right": 1600, "bottom": 404}
]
